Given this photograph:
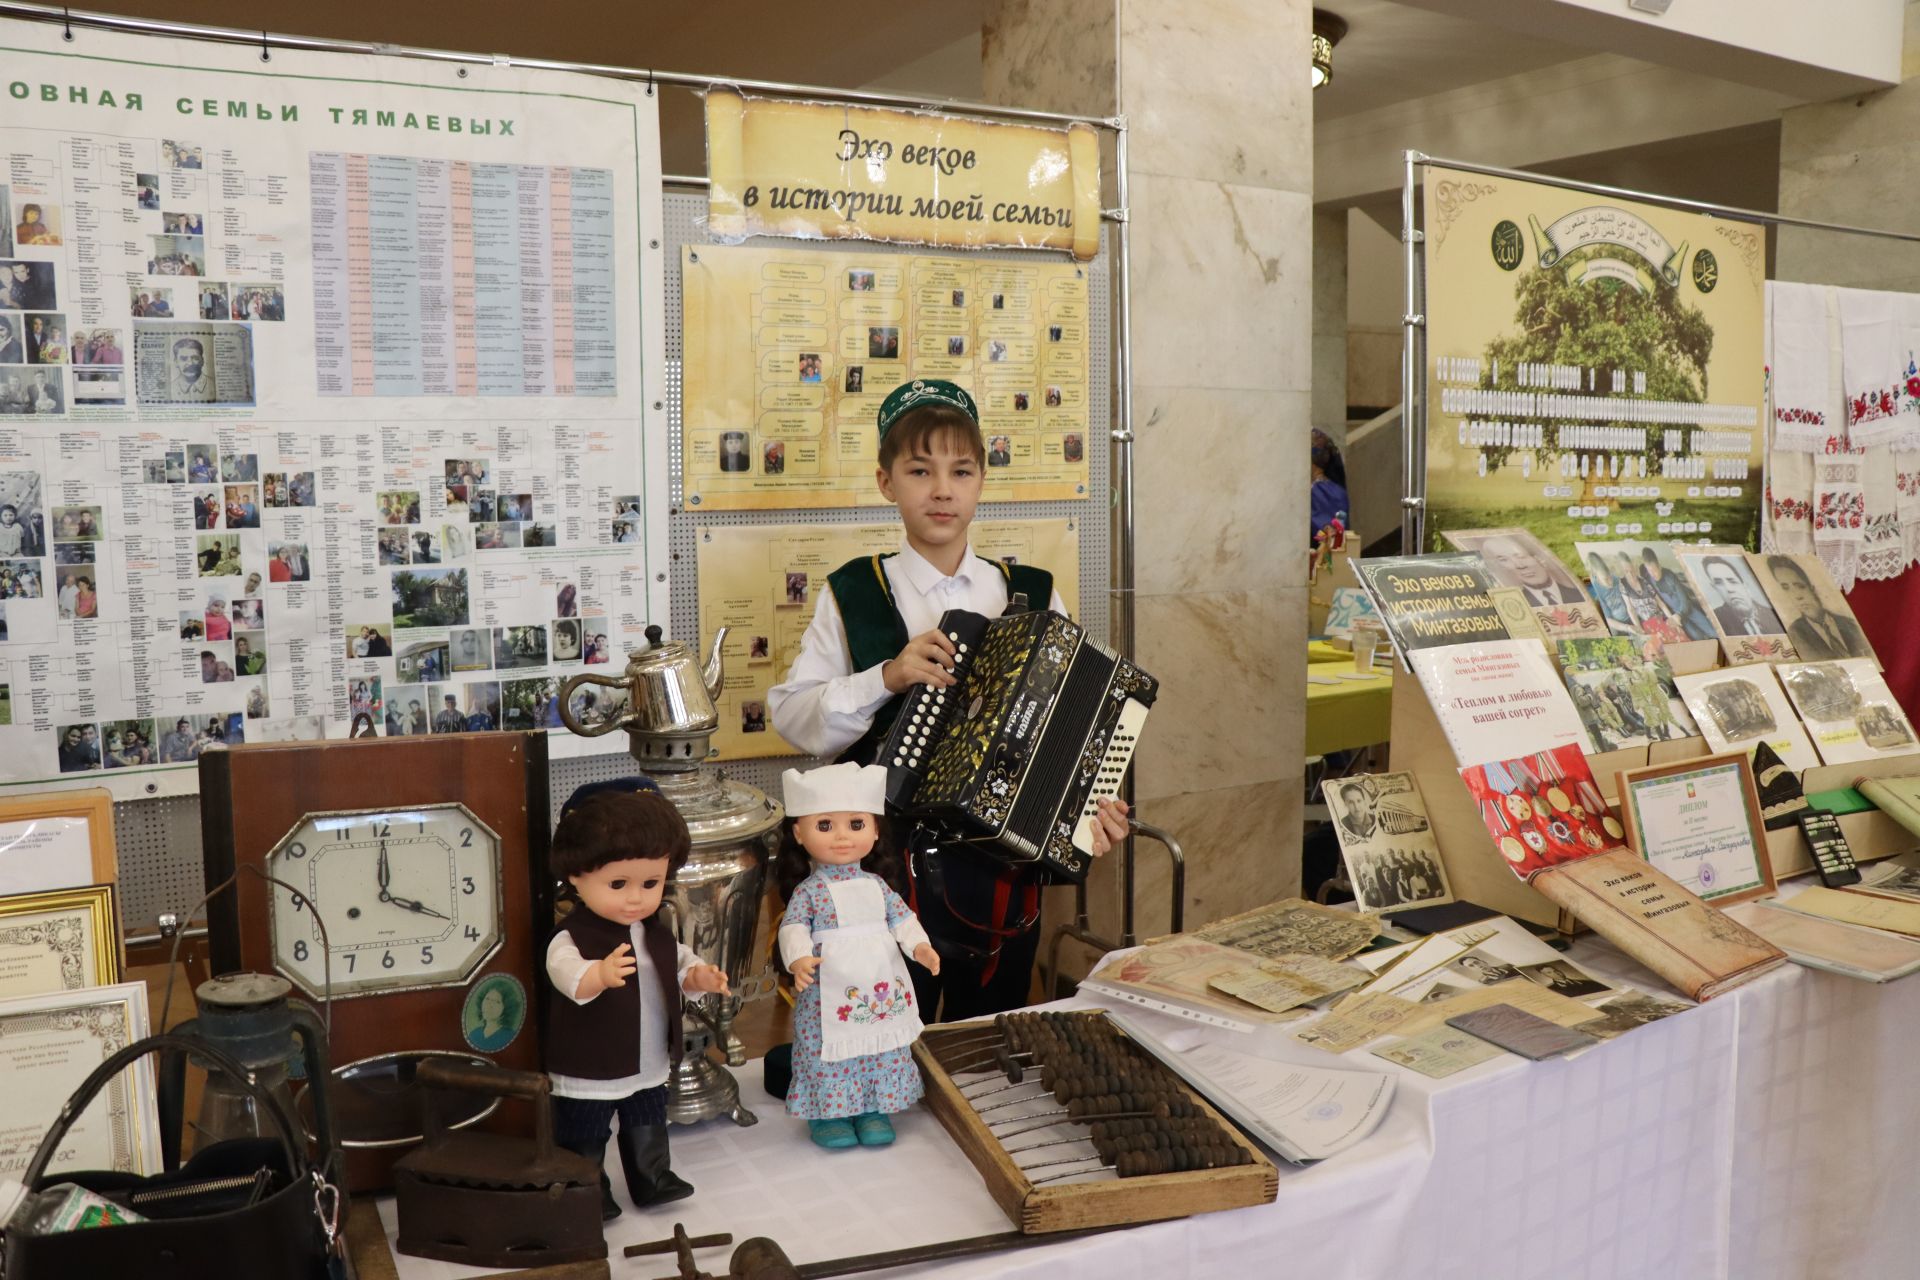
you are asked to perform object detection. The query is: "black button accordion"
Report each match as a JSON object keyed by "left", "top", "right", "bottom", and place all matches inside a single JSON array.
[{"left": 877, "top": 607, "right": 1157, "bottom": 883}]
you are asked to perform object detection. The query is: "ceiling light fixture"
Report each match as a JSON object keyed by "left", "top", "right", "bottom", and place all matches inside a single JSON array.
[{"left": 1312, "top": 10, "right": 1349, "bottom": 90}]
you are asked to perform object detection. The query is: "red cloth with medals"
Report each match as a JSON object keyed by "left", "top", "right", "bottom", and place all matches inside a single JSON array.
[{"left": 1460, "top": 744, "right": 1626, "bottom": 881}]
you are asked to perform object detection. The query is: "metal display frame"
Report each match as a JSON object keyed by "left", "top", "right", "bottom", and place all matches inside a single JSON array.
[
  {"left": 0, "top": 3, "right": 1164, "bottom": 967},
  {"left": 1399, "top": 149, "right": 1920, "bottom": 555}
]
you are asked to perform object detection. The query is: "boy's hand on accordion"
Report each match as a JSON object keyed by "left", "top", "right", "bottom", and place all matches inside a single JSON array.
[
  {"left": 790, "top": 955, "right": 821, "bottom": 991},
  {"left": 913, "top": 942, "right": 941, "bottom": 975},
  {"left": 882, "top": 628, "right": 958, "bottom": 694},
  {"left": 1088, "top": 798, "right": 1131, "bottom": 857}
]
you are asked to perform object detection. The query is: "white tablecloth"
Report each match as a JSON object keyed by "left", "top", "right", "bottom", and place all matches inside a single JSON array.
[{"left": 381, "top": 898, "right": 1920, "bottom": 1279}]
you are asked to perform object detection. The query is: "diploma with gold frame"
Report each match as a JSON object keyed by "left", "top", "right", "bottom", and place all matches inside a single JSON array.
[
  {"left": 0, "top": 982, "right": 159, "bottom": 1177},
  {"left": 0, "top": 884, "right": 120, "bottom": 999}
]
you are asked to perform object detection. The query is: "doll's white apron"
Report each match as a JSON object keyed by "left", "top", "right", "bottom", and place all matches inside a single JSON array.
[{"left": 815, "top": 877, "right": 922, "bottom": 1063}]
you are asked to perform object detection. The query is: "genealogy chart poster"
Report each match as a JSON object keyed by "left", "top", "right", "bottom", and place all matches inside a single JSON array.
[
  {"left": 682, "top": 244, "right": 1091, "bottom": 509},
  {"left": 0, "top": 20, "right": 668, "bottom": 796},
  {"left": 696, "top": 517, "right": 1079, "bottom": 760},
  {"left": 1421, "top": 166, "right": 1765, "bottom": 564}
]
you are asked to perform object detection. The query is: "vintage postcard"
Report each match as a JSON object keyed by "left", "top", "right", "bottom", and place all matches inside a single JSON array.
[
  {"left": 1775, "top": 658, "right": 1917, "bottom": 765},
  {"left": 1371, "top": 1024, "right": 1506, "bottom": 1078},
  {"left": 1182, "top": 897, "right": 1380, "bottom": 962},
  {"left": 1208, "top": 953, "right": 1367, "bottom": 1014},
  {"left": 1674, "top": 666, "right": 1820, "bottom": 772},
  {"left": 1292, "top": 992, "right": 1422, "bottom": 1055}
]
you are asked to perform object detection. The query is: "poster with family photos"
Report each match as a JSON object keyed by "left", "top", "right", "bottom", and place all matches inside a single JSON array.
[
  {"left": 1321, "top": 772, "right": 1454, "bottom": 914},
  {"left": 0, "top": 19, "right": 671, "bottom": 796}
]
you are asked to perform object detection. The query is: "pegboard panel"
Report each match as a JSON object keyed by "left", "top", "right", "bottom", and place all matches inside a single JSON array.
[{"left": 109, "top": 189, "right": 1118, "bottom": 936}]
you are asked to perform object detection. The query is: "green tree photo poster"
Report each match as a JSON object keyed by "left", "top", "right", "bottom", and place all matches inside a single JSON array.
[{"left": 1420, "top": 167, "right": 1765, "bottom": 566}]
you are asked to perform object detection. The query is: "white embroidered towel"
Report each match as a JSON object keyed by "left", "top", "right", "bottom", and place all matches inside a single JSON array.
[
  {"left": 1899, "top": 448, "right": 1920, "bottom": 573},
  {"left": 1765, "top": 450, "right": 1814, "bottom": 554},
  {"left": 1812, "top": 444, "right": 1867, "bottom": 592},
  {"left": 1838, "top": 287, "right": 1904, "bottom": 448},
  {"left": 1858, "top": 444, "right": 1906, "bottom": 582},
  {"left": 1768, "top": 282, "right": 1835, "bottom": 453}
]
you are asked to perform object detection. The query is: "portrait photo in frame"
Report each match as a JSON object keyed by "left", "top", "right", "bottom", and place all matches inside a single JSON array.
[
  {"left": 0, "top": 883, "right": 120, "bottom": 998},
  {"left": 0, "top": 788, "right": 117, "bottom": 898},
  {"left": 1617, "top": 753, "right": 1777, "bottom": 907}
]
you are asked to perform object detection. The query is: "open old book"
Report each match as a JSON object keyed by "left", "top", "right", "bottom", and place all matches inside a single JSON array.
[{"left": 1531, "top": 850, "right": 1786, "bottom": 1000}]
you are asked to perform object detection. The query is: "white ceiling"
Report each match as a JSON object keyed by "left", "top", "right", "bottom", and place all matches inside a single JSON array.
[{"left": 1314, "top": 0, "right": 1585, "bottom": 120}]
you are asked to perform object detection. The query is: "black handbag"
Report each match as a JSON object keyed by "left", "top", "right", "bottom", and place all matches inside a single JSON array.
[{"left": 2, "top": 1032, "right": 342, "bottom": 1280}]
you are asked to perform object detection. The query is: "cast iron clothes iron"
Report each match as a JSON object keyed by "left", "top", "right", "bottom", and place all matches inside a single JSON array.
[
  {"left": 392, "top": 1057, "right": 606, "bottom": 1269},
  {"left": 558, "top": 624, "right": 784, "bottom": 1127}
]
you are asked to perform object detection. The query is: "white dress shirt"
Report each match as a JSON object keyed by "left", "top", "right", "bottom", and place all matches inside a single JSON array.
[
  {"left": 545, "top": 926, "right": 701, "bottom": 1100},
  {"left": 766, "top": 539, "right": 1066, "bottom": 759}
]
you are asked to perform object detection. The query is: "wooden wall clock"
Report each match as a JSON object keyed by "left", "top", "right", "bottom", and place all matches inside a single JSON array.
[{"left": 200, "top": 732, "right": 551, "bottom": 1189}]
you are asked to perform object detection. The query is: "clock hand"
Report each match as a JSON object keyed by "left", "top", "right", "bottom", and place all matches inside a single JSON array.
[
  {"left": 377, "top": 841, "right": 391, "bottom": 902},
  {"left": 386, "top": 892, "right": 450, "bottom": 921}
]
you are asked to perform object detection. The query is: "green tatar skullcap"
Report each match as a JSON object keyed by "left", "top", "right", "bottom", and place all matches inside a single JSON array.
[{"left": 876, "top": 379, "right": 978, "bottom": 438}]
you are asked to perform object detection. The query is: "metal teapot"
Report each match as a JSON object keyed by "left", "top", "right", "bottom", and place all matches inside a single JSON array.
[{"left": 557, "top": 624, "right": 727, "bottom": 769}]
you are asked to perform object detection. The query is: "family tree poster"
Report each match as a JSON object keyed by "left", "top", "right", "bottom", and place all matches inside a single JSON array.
[
  {"left": 0, "top": 17, "right": 667, "bottom": 796},
  {"left": 1420, "top": 165, "right": 1765, "bottom": 564}
]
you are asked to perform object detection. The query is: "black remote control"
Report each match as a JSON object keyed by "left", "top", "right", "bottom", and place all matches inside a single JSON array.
[{"left": 1797, "top": 811, "right": 1861, "bottom": 887}]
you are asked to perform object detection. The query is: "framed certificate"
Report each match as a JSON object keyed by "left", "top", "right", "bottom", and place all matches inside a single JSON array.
[
  {"left": 0, "top": 788, "right": 117, "bottom": 898},
  {"left": 1617, "top": 754, "right": 1776, "bottom": 906},
  {"left": 0, "top": 981, "right": 159, "bottom": 1176},
  {"left": 0, "top": 884, "right": 120, "bottom": 998}
]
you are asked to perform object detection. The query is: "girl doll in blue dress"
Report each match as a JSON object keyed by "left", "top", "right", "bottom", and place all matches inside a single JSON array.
[{"left": 775, "top": 762, "right": 940, "bottom": 1150}]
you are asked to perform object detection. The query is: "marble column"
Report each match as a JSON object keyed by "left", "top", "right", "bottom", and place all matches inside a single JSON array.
[
  {"left": 1777, "top": 1, "right": 1920, "bottom": 285},
  {"left": 985, "top": 0, "right": 1315, "bottom": 971},
  {"left": 1314, "top": 209, "right": 1349, "bottom": 440}
]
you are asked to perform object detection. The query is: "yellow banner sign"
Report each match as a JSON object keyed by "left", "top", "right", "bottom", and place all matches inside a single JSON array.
[{"left": 706, "top": 90, "right": 1102, "bottom": 261}]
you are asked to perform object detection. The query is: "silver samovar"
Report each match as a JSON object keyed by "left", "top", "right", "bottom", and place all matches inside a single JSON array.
[{"left": 558, "top": 625, "right": 782, "bottom": 1126}]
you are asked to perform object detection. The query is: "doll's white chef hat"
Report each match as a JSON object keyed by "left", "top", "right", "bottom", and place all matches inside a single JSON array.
[{"left": 782, "top": 762, "right": 888, "bottom": 817}]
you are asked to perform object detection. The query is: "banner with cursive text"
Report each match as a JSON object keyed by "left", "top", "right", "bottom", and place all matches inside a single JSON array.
[{"left": 706, "top": 90, "right": 1101, "bottom": 260}]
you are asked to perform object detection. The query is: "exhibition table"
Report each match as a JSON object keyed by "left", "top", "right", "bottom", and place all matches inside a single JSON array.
[
  {"left": 1305, "top": 657, "right": 1393, "bottom": 757},
  {"left": 378, "top": 892, "right": 1920, "bottom": 1280}
]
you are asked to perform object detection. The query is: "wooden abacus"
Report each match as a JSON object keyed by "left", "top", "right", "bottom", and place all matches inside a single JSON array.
[{"left": 913, "top": 1010, "right": 1277, "bottom": 1233}]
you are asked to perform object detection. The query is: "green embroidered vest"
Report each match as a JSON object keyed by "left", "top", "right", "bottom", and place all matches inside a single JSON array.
[{"left": 824, "top": 552, "right": 1054, "bottom": 765}]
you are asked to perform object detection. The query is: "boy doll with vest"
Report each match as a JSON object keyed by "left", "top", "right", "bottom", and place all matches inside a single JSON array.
[
  {"left": 769, "top": 379, "right": 1131, "bottom": 1020},
  {"left": 544, "top": 780, "right": 729, "bottom": 1220}
]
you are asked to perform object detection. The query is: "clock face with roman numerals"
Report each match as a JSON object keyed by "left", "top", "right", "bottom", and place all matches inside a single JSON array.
[{"left": 266, "top": 803, "right": 503, "bottom": 999}]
